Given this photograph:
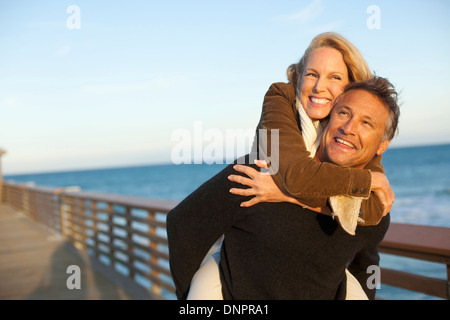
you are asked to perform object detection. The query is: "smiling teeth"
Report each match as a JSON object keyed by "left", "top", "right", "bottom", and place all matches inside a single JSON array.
[
  {"left": 336, "top": 138, "right": 355, "bottom": 149},
  {"left": 310, "top": 97, "right": 330, "bottom": 105}
]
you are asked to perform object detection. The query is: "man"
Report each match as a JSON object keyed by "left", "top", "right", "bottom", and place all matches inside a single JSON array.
[{"left": 167, "top": 76, "right": 400, "bottom": 300}]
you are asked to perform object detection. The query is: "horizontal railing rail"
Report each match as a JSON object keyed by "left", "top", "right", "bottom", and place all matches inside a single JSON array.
[
  {"left": 2, "top": 180, "right": 450, "bottom": 300},
  {"left": 379, "top": 223, "right": 450, "bottom": 299}
]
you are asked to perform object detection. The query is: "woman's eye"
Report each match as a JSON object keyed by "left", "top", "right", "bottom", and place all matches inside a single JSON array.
[
  {"left": 332, "top": 76, "right": 342, "bottom": 80},
  {"left": 306, "top": 73, "right": 318, "bottom": 78}
]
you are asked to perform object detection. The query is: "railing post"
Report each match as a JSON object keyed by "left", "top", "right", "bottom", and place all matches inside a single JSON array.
[
  {"left": 0, "top": 149, "right": 5, "bottom": 204},
  {"left": 20, "top": 184, "right": 26, "bottom": 214},
  {"left": 80, "top": 199, "right": 87, "bottom": 250},
  {"left": 447, "top": 264, "right": 450, "bottom": 300},
  {"left": 91, "top": 200, "right": 99, "bottom": 259},
  {"left": 54, "top": 188, "right": 63, "bottom": 236},
  {"left": 148, "top": 210, "right": 161, "bottom": 296},
  {"left": 107, "top": 203, "right": 115, "bottom": 268},
  {"left": 58, "top": 194, "right": 66, "bottom": 237},
  {"left": 125, "top": 206, "right": 134, "bottom": 280}
]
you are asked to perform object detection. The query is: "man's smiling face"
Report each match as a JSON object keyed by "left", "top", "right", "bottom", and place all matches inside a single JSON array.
[{"left": 318, "top": 89, "right": 391, "bottom": 169}]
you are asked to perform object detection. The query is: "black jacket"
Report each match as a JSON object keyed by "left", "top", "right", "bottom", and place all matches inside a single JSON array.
[{"left": 166, "top": 162, "right": 390, "bottom": 300}]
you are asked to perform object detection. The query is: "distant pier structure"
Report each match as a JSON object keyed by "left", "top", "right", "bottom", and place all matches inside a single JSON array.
[{"left": 0, "top": 149, "right": 5, "bottom": 204}]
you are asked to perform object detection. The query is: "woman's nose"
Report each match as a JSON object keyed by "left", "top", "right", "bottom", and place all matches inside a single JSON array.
[{"left": 313, "top": 78, "right": 326, "bottom": 93}]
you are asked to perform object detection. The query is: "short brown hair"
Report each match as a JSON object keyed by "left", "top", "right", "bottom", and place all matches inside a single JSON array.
[{"left": 336, "top": 76, "right": 400, "bottom": 141}]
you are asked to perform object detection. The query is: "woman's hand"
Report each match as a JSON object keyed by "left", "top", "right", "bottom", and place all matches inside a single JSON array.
[
  {"left": 228, "top": 161, "right": 332, "bottom": 216},
  {"left": 370, "top": 171, "right": 395, "bottom": 216},
  {"left": 228, "top": 161, "right": 291, "bottom": 207}
]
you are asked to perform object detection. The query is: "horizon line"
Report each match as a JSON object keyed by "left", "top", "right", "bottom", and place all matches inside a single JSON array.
[{"left": 3, "top": 141, "right": 450, "bottom": 177}]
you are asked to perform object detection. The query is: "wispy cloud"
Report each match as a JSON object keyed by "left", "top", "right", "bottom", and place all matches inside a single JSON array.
[
  {"left": 307, "top": 20, "right": 345, "bottom": 35},
  {"left": 0, "top": 96, "right": 21, "bottom": 108},
  {"left": 272, "top": 0, "right": 344, "bottom": 35},
  {"left": 275, "top": 0, "right": 324, "bottom": 25},
  {"left": 80, "top": 75, "right": 196, "bottom": 95},
  {"left": 56, "top": 44, "right": 71, "bottom": 56}
]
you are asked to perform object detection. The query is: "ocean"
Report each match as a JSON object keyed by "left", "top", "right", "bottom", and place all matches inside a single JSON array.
[{"left": 4, "top": 143, "right": 450, "bottom": 300}]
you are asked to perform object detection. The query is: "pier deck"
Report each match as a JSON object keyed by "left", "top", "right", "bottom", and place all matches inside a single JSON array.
[{"left": 0, "top": 204, "right": 156, "bottom": 300}]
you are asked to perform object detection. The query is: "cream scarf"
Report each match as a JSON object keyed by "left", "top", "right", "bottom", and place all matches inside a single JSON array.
[{"left": 296, "top": 97, "right": 366, "bottom": 235}]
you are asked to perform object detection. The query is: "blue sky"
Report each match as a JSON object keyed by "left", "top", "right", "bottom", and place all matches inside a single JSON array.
[{"left": 1, "top": 0, "right": 449, "bottom": 174}]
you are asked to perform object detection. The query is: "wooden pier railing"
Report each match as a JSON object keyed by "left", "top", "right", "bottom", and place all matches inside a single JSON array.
[
  {"left": 1, "top": 181, "right": 178, "bottom": 299},
  {"left": 379, "top": 223, "right": 450, "bottom": 299},
  {"left": 1, "top": 180, "right": 450, "bottom": 300}
]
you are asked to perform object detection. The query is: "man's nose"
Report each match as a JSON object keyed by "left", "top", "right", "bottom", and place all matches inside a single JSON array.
[{"left": 340, "top": 119, "right": 357, "bottom": 135}]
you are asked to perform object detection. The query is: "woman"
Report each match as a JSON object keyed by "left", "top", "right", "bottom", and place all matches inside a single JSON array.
[{"left": 170, "top": 32, "right": 393, "bottom": 300}]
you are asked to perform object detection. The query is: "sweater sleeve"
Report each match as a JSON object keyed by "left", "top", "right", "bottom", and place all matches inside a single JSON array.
[
  {"left": 256, "top": 82, "right": 373, "bottom": 208},
  {"left": 359, "top": 155, "right": 387, "bottom": 226},
  {"left": 329, "top": 155, "right": 386, "bottom": 233},
  {"left": 166, "top": 162, "right": 252, "bottom": 299}
]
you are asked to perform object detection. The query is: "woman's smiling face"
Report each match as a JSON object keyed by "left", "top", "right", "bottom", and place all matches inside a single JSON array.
[{"left": 298, "top": 47, "right": 350, "bottom": 120}]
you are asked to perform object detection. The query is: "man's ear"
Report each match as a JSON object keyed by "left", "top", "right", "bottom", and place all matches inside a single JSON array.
[{"left": 377, "top": 139, "right": 391, "bottom": 156}]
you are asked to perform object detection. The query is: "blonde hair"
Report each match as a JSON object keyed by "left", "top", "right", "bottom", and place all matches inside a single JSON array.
[{"left": 287, "top": 32, "right": 372, "bottom": 86}]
